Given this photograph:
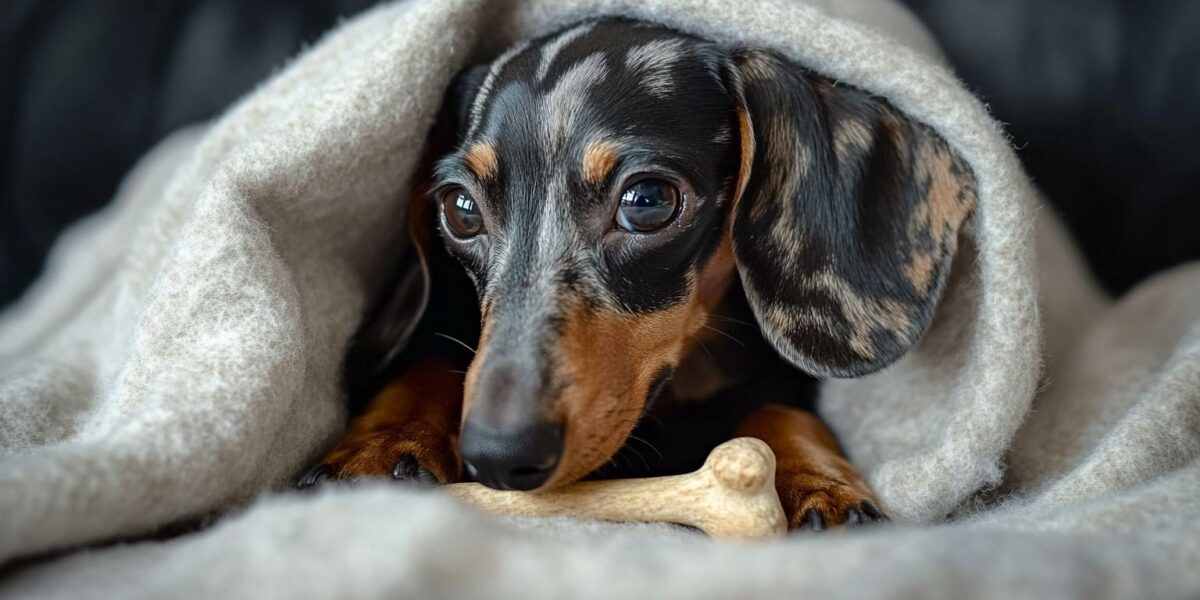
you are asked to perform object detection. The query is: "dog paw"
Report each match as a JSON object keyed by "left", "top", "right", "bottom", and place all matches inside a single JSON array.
[
  {"left": 778, "top": 474, "right": 889, "bottom": 531},
  {"left": 296, "top": 431, "right": 457, "bottom": 490}
]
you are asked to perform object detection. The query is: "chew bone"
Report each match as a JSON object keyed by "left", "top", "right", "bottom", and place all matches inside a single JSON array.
[{"left": 444, "top": 437, "right": 787, "bottom": 539}]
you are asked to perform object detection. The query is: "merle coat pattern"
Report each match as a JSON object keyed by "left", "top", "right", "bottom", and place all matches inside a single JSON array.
[{"left": 301, "top": 19, "right": 975, "bottom": 530}]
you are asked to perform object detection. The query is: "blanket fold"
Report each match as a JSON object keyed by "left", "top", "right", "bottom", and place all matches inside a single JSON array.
[{"left": 2, "top": 0, "right": 1198, "bottom": 597}]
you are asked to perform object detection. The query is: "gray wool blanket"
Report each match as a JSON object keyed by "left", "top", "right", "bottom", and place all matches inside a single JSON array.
[{"left": 2, "top": 0, "right": 1199, "bottom": 597}]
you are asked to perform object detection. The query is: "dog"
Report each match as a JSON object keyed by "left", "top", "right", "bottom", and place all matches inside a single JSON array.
[{"left": 298, "top": 18, "right": 976, "bottom": 530}]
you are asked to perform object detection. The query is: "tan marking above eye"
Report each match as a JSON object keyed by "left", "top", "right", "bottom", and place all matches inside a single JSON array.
[
  {"left": 581, "top": 139, "right": 621, "bottom": 184},
  {"left": 464, "top": 142, "right": 500, "bottom": 181}
]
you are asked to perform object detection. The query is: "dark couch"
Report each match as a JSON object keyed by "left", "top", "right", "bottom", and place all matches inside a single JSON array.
[{"left": 3, "top": 0, "right": 1197, "bottom": 308}]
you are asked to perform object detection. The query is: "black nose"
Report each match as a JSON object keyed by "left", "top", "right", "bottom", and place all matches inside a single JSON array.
[{"left": 460, "top": 419, "right": 563, "bottom": 491}]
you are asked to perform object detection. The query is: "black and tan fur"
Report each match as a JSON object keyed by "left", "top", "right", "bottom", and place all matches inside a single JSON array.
[{"left": 299, "top": 19, "right": 976, "bottom": 530}]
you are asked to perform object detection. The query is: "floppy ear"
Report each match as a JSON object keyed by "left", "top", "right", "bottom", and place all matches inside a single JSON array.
[
  {"left": 343, "top": 65, "right": 490, "bottom": 392},
  {"left": 723, "top": 49, "right": 977, "bottom": 378}
]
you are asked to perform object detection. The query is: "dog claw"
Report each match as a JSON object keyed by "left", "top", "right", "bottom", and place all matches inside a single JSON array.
[
  {"left": 297, "top": 464, "right": 334, "bottom": 490},
  {"left": 392, "top": 455, "right": 420, "bottom": 480},
  {"left": 860, "top": 500, "right": 889, "bottom": 523},
  {"left": 392, "top": 455, "right": 440, "bottom": 485},
  {"left": 801, "top": 509, "right": 826, "bottom": 531},
  {"left": 845, "top": 508, "right": 863, "bottom": 525}
]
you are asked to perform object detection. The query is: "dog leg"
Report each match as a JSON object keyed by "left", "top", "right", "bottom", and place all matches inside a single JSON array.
[
  {"left": 735, "top": 404, "right": 887, "bottom": 530},
  {"left": 298, "top": 356, "right": 462, "bottom": 487}
]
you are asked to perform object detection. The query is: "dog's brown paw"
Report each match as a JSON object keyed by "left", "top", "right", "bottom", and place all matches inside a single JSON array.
[
  {"left": 296, "top": 428, "right": 459, "bottom": 490},
  {"left": 778, "top": 473, "right": 889, "bottom": 531}
]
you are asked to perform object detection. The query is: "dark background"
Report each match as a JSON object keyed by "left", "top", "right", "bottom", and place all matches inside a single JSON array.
[{"left": 2, "top": 0, "right": 1198, "bottom": 309}]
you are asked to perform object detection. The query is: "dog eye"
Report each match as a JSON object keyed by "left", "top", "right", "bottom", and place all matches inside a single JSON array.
[
  {"left": 441, "top": 188, "right": 485, "bottom": 237},
  {"left": 616, "top": 180, "right": 680, "bottom": 233}
]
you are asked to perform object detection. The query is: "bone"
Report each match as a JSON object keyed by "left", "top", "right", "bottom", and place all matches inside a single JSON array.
[{"left": 443, "top": 437, "right": 787, "bottom": 540}]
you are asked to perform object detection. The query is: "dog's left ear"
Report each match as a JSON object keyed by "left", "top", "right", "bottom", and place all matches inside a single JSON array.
[
  {"left": 343, "top": 65, "right": 490, "bottom": 393},
  {"left": 721, "top": 49, "right": 977, "bottom": 378}
]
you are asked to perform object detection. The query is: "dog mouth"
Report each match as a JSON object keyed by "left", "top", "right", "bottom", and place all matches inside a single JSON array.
[
  {"left": 463, "top": 289, "right": 692, "bottom": 491},
  {"left": 545, "top": 368, "right": 674, "bottom": 486},
  {"left": 552, "top": 417, "right": 643, "bottom": 486}
]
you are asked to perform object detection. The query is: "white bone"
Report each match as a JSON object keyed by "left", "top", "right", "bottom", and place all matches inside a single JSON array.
[{"left": 444, "top": 437, "right": 786, "bottom": 539}]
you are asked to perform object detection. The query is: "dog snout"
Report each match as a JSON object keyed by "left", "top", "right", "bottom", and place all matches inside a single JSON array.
[
  {"left": 460, "top": 418, "right": 563, "bottom": 490},
  {"left": 461, "top": 359, "right": 563, "bottom": 490}
]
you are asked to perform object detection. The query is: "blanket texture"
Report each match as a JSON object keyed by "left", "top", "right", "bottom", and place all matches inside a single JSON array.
[{"left": 2, "top": 0, "right": 1198, "bottom": 597}]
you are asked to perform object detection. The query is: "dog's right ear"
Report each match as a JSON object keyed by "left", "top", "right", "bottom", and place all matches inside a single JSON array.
[
  {"left": 343, "top": 66, "right": 489, "bottom": 392},
  {"left": 446, "top": 65, "right": 491, "bottom": 138},
  {"left": 720, "top": 49, "right": 977, "bottom": 378}
]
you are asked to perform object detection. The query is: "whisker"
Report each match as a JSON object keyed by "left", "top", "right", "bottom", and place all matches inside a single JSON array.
[
  {"left": 626, "top": 433, "right": 663, "bottom": 459},
  {"left": 624, "top": 444, "right": 651, "bottom": 471},
  {"left": 707, "top": 314, "right": 756, "bottom": 328},
  {"left": 447, "top": 369, "right": 468, "bottom": 376},
  {"left": 612, "top": 452, "right": 631, "bottom": 470},
  {"left": 701, "top": 323, "right": 746, "bottom": 346},
  {"left": 433, "top": 332, "right": 477, "bottom": 354}
]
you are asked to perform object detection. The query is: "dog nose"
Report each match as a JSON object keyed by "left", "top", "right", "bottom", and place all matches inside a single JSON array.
[{"left": 460, "top": 419, "right": 563, "bottom": 491}]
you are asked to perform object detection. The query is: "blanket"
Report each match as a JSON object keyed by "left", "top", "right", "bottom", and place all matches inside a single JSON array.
[{"left": 2, "top": 0, "right": 1198, "bottom": 597}]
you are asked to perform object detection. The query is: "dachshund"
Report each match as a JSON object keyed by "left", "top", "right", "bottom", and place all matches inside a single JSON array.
[{"left": 298, "top": 18, "right": 976, "bottom": 530}]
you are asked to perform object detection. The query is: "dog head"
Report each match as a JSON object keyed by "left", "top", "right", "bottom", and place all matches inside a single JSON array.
[{"left": 366, "top": 19, "right": 977, "bottom": 490}]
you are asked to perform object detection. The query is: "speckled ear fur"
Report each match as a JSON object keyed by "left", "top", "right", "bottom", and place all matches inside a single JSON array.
[{"left": 725, "top": 48, "right": 977, "bottom": 378}]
